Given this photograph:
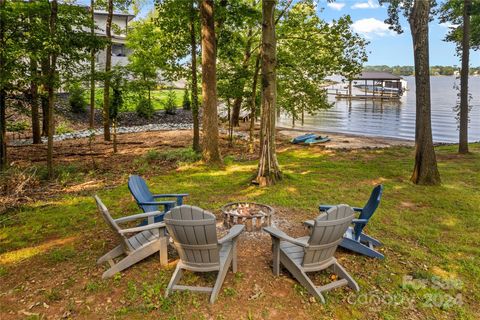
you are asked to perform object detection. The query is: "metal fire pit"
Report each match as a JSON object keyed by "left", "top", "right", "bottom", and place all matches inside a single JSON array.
[{"left": 221, "top": 202, "right": 274, "bottom": 232}]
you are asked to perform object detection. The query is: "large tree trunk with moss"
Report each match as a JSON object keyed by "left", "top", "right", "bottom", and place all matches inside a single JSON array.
[
  {"left": 409, "top": 0, "right": 440, "bottom": 185},
  {"left": 103, "top": 0, "right": 113, "bottom": 141},
  {"left": 200, "top": 0, "right": 221, "bottom": 163},
  {"left": 89, "top": 0, "right": 96, "bottom": 129},
  {"left": 255, "top": 0, "right": 281, "bottom": 186},
  {"left": 47, "top": 0, "right": 58, "bottom": 179},
  {"left": 0, "top": 0, "right": 7, "bottom": 170},
  {"left": 191, "top": 0, "right": 201, "bottom": 153},
  {"left": 459, "top": 0, "right": 471, "bottom": 154}
]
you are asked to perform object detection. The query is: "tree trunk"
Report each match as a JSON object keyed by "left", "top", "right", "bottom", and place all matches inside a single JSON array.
[
  {"left": 231, "top": 29, "right": 254, "bottom": 127},
  {"left": 113, "top": 119, "right": 117, "bottom": 153},
  {"left": 191, "top": 0, "right": 201, "bottom": 153},
  {"left": 40, "top": 58, "right": 49, "bottom": 136},
  {"left": 41, "top": 92, "right": 48, "bottom": 136},
  {"left": 103, "top": 0, "right": 113, "bottom": 141},
  {"left": 89, "top": 0, "right": 96, "bottom": 129},
  {"left": 409, "top": 0, "right": 440, "bottom": 185},
  {"left": 255, "top": 0, "right": 281, "bottom": 186},
  {"left": 459, "top": 0, "right": 471, "bottom": 154},
  {"left": 0, "top": 0, "right": 7, "bottom": 170},
  {"left": 29, "top": 0, "right": 41, "bottom": 144},
  {"left": 200, "top": 0, "right": 221, "bottom": 163},
  {"left": 47, "top": 0, "right": 58, "bottom": 179},
  {"left": 30, "top": 58, "right": 41, "bottom": 144},
  {"left": 249, "top": 54, "right": 260, "bottom": 154}
]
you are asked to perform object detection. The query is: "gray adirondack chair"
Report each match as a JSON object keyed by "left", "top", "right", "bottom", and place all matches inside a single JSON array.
[
  {"left": 94, "top": 195, "right": 169, "bottom": 279},
  {"left": 264, "top": 205, "right": 359, "bottom": 303},
  {"left": 164, "top": 205, "right": 244, "bottom": 303}
]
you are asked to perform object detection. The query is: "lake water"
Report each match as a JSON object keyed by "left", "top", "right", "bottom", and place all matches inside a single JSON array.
[{"left": 277, "top": 76, "right": 480, "bottom": 143}]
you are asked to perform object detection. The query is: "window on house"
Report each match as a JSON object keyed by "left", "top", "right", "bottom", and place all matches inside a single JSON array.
[{"left": 112, "top": 44, "right": 126, "bottom": 57}]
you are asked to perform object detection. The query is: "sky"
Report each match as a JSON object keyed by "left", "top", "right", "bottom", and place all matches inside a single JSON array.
[
  {"left": 318, "top": 0, "right": 480, "bottom": 67},
  {"left": 80, "top": 0, "right": 480, "bottom": 67}
]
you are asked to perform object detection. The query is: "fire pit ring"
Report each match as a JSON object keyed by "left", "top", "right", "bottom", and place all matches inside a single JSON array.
[{"left": 221, "top": 202, "right": 275, "bottom": 232}]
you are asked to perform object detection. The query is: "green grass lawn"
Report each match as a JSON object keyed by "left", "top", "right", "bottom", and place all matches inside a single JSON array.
[
  {"left": 84, "top": 88, "right": 185, "bottom": 112},
  {"left": 1, "top": 143, "right": 479, "bottom": 319}
]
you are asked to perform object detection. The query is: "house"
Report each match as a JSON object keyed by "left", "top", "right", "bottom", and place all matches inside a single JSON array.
[{"left": 93, "top": 9, "right": 135, "bottom": 69}]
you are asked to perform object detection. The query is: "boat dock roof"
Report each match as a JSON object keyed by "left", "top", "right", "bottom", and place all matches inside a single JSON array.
[{"left": 354, "top": 72, "right": 402, "bottom": 81}]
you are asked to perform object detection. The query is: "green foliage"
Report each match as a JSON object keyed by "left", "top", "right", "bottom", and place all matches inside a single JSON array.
[
  {"left": 163, "top": 90, "right": 177, "bottom": 115},
  {"left": 6, "top": 120, "right": 29, "bottom": 132},
  {"left": 223, "top": 287, "right": 237, "bottom": 297},
  {"left": 55, "top": 121, "right": 74, "bottom": 135},
  {"left": 47, "top": 245, "right": 76, "bottom": 263},
  {"left": 136, "top": 97, "right": 154, "bottom": 119},
  {"left": 68, "top": 82, "right": 87, "bottom": 113},
  {"left": 182, "top": 88, "right": 191, "bottom": 110},
  {"left": 142, "top": 148, "right": 200, "bottom": 164},
  {"left": 45, "top": 288, "right": 62, "bottom": 302},
  {"left": 109, "top": 68, "right": 126, "bottom": 120},
  {"left": 439, "top": 0, "right": 480, "bottom": 51},
  {"left": 277, "top": 2, "right": 367, "bottom": 120}
]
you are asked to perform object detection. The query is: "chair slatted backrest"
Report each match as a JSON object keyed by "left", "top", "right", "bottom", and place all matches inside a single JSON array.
[
  {"left": 128, "top": 175, "right": 158, "bottom": 213},
  {"left": 94, "top": 195, "right": 133, "bottom": 253},
  {"left": 353, "top": 185, "right": 383, "bottom": 238},
  {"left": 164, "top": 205, "right": 220, "bottom": 268},
  {"left": 303, "top": 205, "right": 354, "bottom": 268}
]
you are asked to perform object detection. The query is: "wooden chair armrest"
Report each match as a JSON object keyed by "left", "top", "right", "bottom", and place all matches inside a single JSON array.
[
  {"left": 352, "top": 218, "right": 368, "bottom": 224},
  {"left": 303, "top": 220, "right": 314, "bottom": 228},
  {"left": 153, "top": 194, "right": 189, "bottom": 205},
  {"left": 137, "top": 200, "right": 176, "bottom": 206},
  {"left": 114, "top": 211, "right": 164, "bottom": 224},
  {"left": 218, "top": 225, "right": 245, "bottom": 244},
  {"left": 319, "top": 205, "right": 334, "bottom": 212},
  {"left": 263, "top": 227, "right": 308, "bottom": 247},
  {"left": 153, "top": 194, "right": 189, "bottom": 198},
  {"left": 119, "top": 222, "right": 166, "bottom": 234}
]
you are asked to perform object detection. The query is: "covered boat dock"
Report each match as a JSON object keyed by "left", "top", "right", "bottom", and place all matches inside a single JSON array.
[{"left": 332, "top": 72, "right": 404, "bottom": 100}]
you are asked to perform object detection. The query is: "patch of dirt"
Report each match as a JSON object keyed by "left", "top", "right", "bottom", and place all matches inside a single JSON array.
[{"left": 277, "top": 128, "right": 414, "bottom": 150}]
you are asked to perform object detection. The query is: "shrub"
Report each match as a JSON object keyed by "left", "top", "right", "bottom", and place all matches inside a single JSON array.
[
  {"left": 136, "top": 97, "right": 154, "bottom": 119},
  {"left": 182, "top": 89, "right": 191, "bottom": 110},
  {"left": 68, "top": 83, "right": 87, "bottom": 113},
  {"left": 6, "top": 120, "right": 29, "bottom": 132},
  {"left": 56, "top": 121, "right": 74, "bottom": 135},
  {"left": 164, "top": 90, "right": 177, "bottom": 115}
]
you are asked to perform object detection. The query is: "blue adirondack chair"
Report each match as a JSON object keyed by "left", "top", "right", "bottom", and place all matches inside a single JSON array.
[
  {"left": 128, "top": 175, "right": 189, "bottom": 224},
  {"left": 305, "top": 185, "right": 384, "bottom": 259}
]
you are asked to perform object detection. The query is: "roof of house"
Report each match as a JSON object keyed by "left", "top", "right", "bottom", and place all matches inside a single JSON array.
[
  {"left": 94, "top": 10, "right": 135, "bottom": 21},
  {"left": 354, "top": 72, "right": 402, "bottom": 81}
]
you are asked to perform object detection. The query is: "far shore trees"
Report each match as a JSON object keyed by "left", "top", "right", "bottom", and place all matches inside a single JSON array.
[{"left": 382, "top": 0, "right": 441, "bottom": 185}]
